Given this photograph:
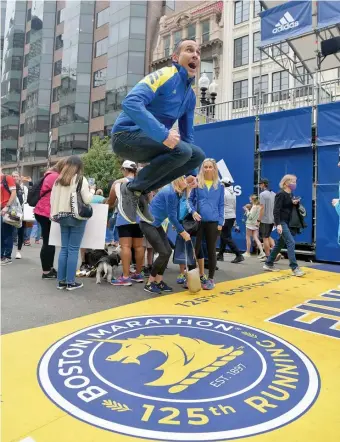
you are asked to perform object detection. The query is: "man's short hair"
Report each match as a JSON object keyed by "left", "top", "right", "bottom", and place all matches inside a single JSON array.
[
  {"left": 259, "top": 178, "right": 269, "bottom": 186},
  {"left": 173, "top": 39, "right": 197, "bottom": 56}
]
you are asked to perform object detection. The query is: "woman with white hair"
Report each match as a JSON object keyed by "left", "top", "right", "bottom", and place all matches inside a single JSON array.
[{"left": 263, "top": 174, "right": 304, "bottom": 276}]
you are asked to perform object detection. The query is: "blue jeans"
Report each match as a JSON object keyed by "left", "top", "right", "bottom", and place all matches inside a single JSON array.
[
  {"left": 31, "top": 221, "right": 41, "bottom": 240},
  {"left": 24, "top": 226, "right": 32, "bottom": 241},
  {"left": 266, "top": 221, "right": 298, "bottom": 270},
  {"left": 112, "top": 130, "right": 205, "bottom": 193},
  {"left": 58, "top": 217, "right": 87, "bottom": 283},
  {"left": 1, "top": 216, "right": 14, "bottom": 259}
]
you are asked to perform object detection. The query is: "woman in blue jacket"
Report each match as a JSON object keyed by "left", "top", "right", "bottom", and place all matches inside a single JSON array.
[
  {"left": 189, "top": 159, "right": 224, "bottom": 290},
  {"left": 140, "top": 177, "right": 190, "bottom": 294}
]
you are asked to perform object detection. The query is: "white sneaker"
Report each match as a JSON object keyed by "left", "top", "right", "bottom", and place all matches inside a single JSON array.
[
  {"left": 292, "top": 267, "right": 305, "bottom": 277},
  {"left": 258, "top": 252, "right": 266, "bottom": 259},
  {"left": 243, "top": 252, "right": 251, "bottom": 258},
  {"left": 15, "top": 251, "right": 22, "bottom": 259},
  {"left": 263, "top": 264, "right": 280, "bottom": 272},
  {"left": 260, "top": 255, "right": 267, "bottom": 262}
]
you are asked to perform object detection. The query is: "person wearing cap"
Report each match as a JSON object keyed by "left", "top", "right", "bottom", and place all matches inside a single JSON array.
[
  {"left": 106, "top": 160, "right": 145, "bottom": 286},
  {"left": 111, "top": 39, "right": 205, "bottom": 226},
  {"left": 258, "top": 178, "right": 277, "bottom": 261},
  {"left": 217, "top": 178, "right": 244, "bottom": 264}
]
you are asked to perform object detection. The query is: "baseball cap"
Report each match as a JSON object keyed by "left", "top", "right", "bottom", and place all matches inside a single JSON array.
[
  {"left": 259, "top": 178, "right": 269, "bottom": 185},
  {"left": 122, "top": 160, "right": 137, "bottom": 170}
]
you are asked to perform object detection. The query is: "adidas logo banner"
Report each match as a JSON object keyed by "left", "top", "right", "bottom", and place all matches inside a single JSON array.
[{"left": 260, "top": 0, "right": 312, "bottom": 47}]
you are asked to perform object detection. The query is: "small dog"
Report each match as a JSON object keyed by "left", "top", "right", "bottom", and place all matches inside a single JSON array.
[{"left": 96, "top": 247, "right": 121, "bottom": 284}]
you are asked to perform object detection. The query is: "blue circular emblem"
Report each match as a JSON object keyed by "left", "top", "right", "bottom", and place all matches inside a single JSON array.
[{"left": 38, "top": 315, "right": 319, "bottom": 441}]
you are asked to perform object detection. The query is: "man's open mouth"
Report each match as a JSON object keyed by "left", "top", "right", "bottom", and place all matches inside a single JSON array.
[{"left": 188, "top": 62, "right": 196, "bottom": 70}]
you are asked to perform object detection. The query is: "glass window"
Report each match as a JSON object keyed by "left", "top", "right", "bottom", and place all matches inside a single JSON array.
[
  {"left": 174, "top": 30, "right": 181, "bottom": 49},
  {"left": 272, "top": 71, "right": 289, "bottom": 101},
  {"left": 51, "top": 113, "right": 59, "bottom": 128},
  {"left": 254, "top": 0, "right": 263, "bottom": 18},
  {"left": 234, "top": 36, "right": 249, "bottom": 67},
  {"left": 166, "top": 0, "right": 175, "bottom": 10},
  {"left": 272, "top": 41, "right": 289, "bottom": 57},
  {"left": 59, "top": 105, "right": 75, "bottom": 125},
  {"left": 27, "top": 8, "right": 31, "bottom": 21},
  {"left": 253, "top": 32, "right": 268, "bottom": 62},
  {"left": 55, "top": 35, "right": 63, "bottom": 50},
  {"left": 52, "top": 86, "right": 60, "bottom": 102},
  {"left": 23, "top": 76, "right": 28, "bottom": 90},
  {"left": 296, "top": 66, "right": 313, "bottom": 97},
  {"left": 9, "top": 78, "right": 21, "bottom": 93},
  {"left": 92, "top": 99, "right": 105, "bottom": 118},
  {"left": 24, "top": 54, "right": 29, "bottom": 67},
  {"left": 233, "top": 79, "right": 248, "bottom": 108},
  {"left": 164, "top": 35, "right": 170, "bottom": 57},
  {"left": 21, "top": 100, "right": 26, "bottom": 113},
  {"left": 28, "top": 64, "right": 40, "bottom": 85},
  {"left": 95, "top": 37, "right": 108, "bottom": 57},
  {"left": 54, "top": 60, "right": 62, "bottom": 76},
  {"left": 37, "top": 116, "right": 49, "bottom": 133},
  {"left": 57, "top": 9, "right": 65, "bottom": 25},
  {"left": 234, "top": 1, "right": 250, "bottom": 25},
  {"left": 201, "top": 20, "right": 210, "bottom": 43},
  {"left": 93, "top": 68, "right": 107, "bottom": 88},
  {"left": 97, "top": 8, "right": 109, "bottom": 28},
  {"left": 20, "top": 123, "right": 25, "bottom": 137},
  {"left": 188, "top": 24, "right": 196, "bottom": 40},
  {"left": 252, "top": 75, "right": 268, "bottom": 105},
  {"left": 11, "top": 56, "right": 23, "bottom": 70},
  {"left": 13, "top": 32, "right": 25, "bottom": 48},
  {"left": 26, "top": 31, "right": 30, "bottom": 44}
]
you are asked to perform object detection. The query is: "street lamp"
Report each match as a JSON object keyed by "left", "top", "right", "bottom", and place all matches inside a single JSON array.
[
  {"left": 208, "top": 79, "right": 218, "bottom": 118},
  {"left": 198, "top": 72, "right": 210, "bottom": 107}
]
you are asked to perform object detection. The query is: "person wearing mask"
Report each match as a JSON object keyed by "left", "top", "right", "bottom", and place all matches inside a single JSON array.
[
  {"left": 243, "top": 195, "right": 266, "bottom": 258},
  {"left": 263, "top": 174, "right": 304, "bottom": 277},
  {"left": 11, "top": 171, "right": 27, "bottom": 259},
  {"left": 106, "top": 160, "right": 145, "bottom": 286},
  {"left": 0, "top": 168, "right": 17, "bottom": 265},
  {"left": 51, "top": 156, "right": 95, "bottom": 290},
  {"left": 34, "top": 159, "right": 66, "bottom": 279},
  {"left": 140, "top": 177, "right": 190, "bottom": 294},
  {"left": 258, "top": 178, "right": 278, "bottom": 262},
  {"left": 217, "top": 177, "right": 244, "bottom": 264},
  {"left": 189, "top": 159, "right": 224, "bottom": 290},
  {"left": 111, "top": 39, "right": 205, "bottom": 225}
]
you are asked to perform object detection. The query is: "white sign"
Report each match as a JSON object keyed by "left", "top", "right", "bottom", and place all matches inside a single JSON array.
[
  {"left": 23, "top": 203, "right": 35, "bottom": 222},
  {"left": 49, "top": 204, "right": 108, "bottom": 250}
]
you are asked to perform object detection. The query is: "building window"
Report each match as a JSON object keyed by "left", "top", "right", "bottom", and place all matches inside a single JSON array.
[
  {"left": 93, "top": 68, "right": 107, "bottom": 88},
  {"left": 21, "top": 100, "right": 26, "bottom": 113},
  {"left": 272, "top": 41, "right": 289, "bottom": 57},
  {"left": 92, "top": 99, "right": 105, "bottom": 118},
  {"left": 27, "top": 8, "right": 31, "bottom": 21},
  {"left": 252, "top": 75, "right": 269, "bottom": 105},
  {"left": 13, "top": 32, "right": 25, "bottom": 48},
  {"left": 11, "top": 56, "right": 23, "bottom": 70},
  {"left": 95, "top": 37, "right": 108, "bottom": 58},
  {"left": 90, "top": 131, "right": 105, "bottom": 145},
  {"left": 54, "top": 60, "right": 62, "bottom": 76},
  {"left": 188, "top": 24, "right": 196, "bottom": 40},
  {"left": 55, "top": 35, "right": 63, "bottom": 50},
  {"left": 26, "top": 31, "right": 30, "bottom": 44},
  {"left": 296, "top": 67, "right": 313, "bottom": 97},
  {"left": 24, "top": 54, "right": 29, "bottom": 67},
  {"left": 201, "top": 20, "right": 210, "bottom": 43},
  {"left": 233, "top": 79, "right": 248, "bottom": 109},
  {"left": 234, "top": 1, "right": 250, "bottom": 25},
  {"left": 254, "top": 0, "right": 263, "bottom": 18},
  {"left": 51, "top": 113, "right": 59, "bottom": 128},
  {"left": 20, "top": 123, "right": 25, "bottom": 137},
  {"left": 164, "top": 35, "right": 170, "bottom": 57},
  {"left": 174, "top": 30, "right": 181, "bottom": 49},
  {"left": 1, "top": 125, "right": 18, "bottom": 140},
  {"left": 234, "top": 35, "right": 249, "bottom": 67},
  {"left": 52, "top": 86, "right": 61, "bottom": 102},
  {"left": 253, "top": 32, "right": 268, "bottom": 62},
  {"left": 57, "top": 9, "right": 65, "bottom": 25},
  {"left": 97, "top": 8, "right": 109, "bottom": 28},
  {"left": 9, "top": 78, "right": 21, "bottom": 93},
  {"left": 23, "top": 76, "right": 27, "bottom": 90},
  {"left": 59, "top": 105, "right": 75, "bottom": 125},
  {"left": 272, "top": 71, "right": 289, "bottom": 101}
]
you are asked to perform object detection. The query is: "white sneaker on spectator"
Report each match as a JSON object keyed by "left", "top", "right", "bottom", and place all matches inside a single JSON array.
[
  {"left": 15, "top": 251, "right": 22, "bottom": 259},
  {"left": 243, "top": 252, "right": 251, "bottom": 258},
  {"left": 258, "top": 252, "right": 266, "bottom": 259},
  {"left": 292, "top": 267, "right": 305, "bottom": 277}
]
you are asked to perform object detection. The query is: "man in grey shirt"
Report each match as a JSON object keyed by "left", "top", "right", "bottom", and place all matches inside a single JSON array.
[{"left": 258, "top": 178, "right": 276, "bottom": 260}]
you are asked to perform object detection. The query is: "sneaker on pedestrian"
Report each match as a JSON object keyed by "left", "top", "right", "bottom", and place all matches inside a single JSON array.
[
  {"left": 1, "top": 257, "right": 12, "bottom": 265},
  {"left": 263, "top": 264, "right": 280, "bottom": 272},
  {"left": 260, "top": 255, "right": 267, "bottom": 262},
  {"left": 141, "top": 266, "right": 151, "bottom": 278},
  {"left": 200, "top": 274, "right": 208, "bottom": 284},
  {"left": 66, "top": 281, "right": 83, "bottom": 291},
  {"left": 144, "top": 281, "right": 162, "bottom": 294},
  {"left": 35, "top": 239, "right": 40, "bottom": 244},
  {"left": 15, "top": 251, "right": 22, "bottom": 259},
  {"left": 24, "top": 240, "right": 31, "bottom": 246},
  {"left": 231, "top": 255, "right": 244, "bottom": 264},
  {"left": 131, "top": 273, "right": 144, "bottom": 283},
  {"left": 202, "top": 279, "right": 215, "bottom": 290},
  {"left": 111, "top": 275, "right": 132, "bottom": 286},
  {"left": 42, "top": 270, "right": 57, "bottom": 279},
  {"left": 137, "top": 194, "right": 154, "bottom": 224},
  {"left": 292, "top": 267, "right": 305, "bottom": 277},
  {"left": 258, "top": 252, "right": 266, "bottom": 259},
  {"left": 157, "top": 281, "right": 173, "bottom": 292},
  {"left": 57, "top": 281, "right": 67, "bottom": 290},
  {"left": 274, "top": 253, "right": 282, "bottom": 262},
  {"left": 117, "top": 182, "right": 139, "bottom": 224},
  {"left": 176, "top": 273, "right": 186, "bottom": 284},
  {"left": 216, "top": 253, "right": 224, "bottom": 262},
  {"left": 243, "top": 252, "right": 251, "bottom": 258}
]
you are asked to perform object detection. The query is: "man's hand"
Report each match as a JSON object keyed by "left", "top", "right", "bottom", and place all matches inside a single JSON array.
[
  {"left": 332, "top": 198, "right": 339, "bottom": 207},
  {"left": 193, "top": 212, "right": 202, "bottom": 222},
  {"left": 180, "top": 231, "right": 191, "bottom": 242},
  {"left": 217, "top": 225, "right": 222, "bottom": 231},
  {"left": 277, "top": 224, "right": 283, "bottom": 235},
  {"left": 185, "top": 175, "right": 197, "bottom": 189},
  {"left": 163, "top": 129, "right": 180, "bottom": 149}
]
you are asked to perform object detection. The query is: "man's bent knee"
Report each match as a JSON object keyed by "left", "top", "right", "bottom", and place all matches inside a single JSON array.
[{"left": 191, "top": 144, "right": 206, "bottom": 167}]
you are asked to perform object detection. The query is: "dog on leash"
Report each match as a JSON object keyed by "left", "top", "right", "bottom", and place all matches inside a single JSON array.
[{"left": 96, "top": 246, "right": 121, "bottom": 284}]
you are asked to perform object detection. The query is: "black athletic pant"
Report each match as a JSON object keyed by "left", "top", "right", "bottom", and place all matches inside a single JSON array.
[
  {"left": 195, "top": 221, "right": 219, "bottom": 280},
  {"left": 17, "top": 223, "right": 25, "bottom": 251},
  {"left": 35, "top": 214, "right": 55, "bottom": 272},
  {"left": 140, "top": 222, "right": 172, "bottom": 277},
  {"left": 219, "top": 218, "right": 241, "bottom": 256}
]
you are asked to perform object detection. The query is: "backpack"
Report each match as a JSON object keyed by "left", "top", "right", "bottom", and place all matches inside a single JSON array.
[
  {"left": 16, "top": 183, "right": 24, "bottom": 206},
  {"left": 27, "top": 176, "right": 47, "bottom": 207}
]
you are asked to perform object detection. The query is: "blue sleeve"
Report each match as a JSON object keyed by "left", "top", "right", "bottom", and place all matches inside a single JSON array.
[
  {"left": 179, "top": 95, "right": 195, "bottom": 143},
  {"left": 188, "top": 188, "right": 197, "bottom": 214},
  {"left": 122, "top": 83, "right": 169, "bottom": 143},
  {"left": 167, "top": 191, "right": 184, "bottom": 233},
  {"left": 335, "top": 201, "right": 340, "bottom": 217},
  {"left": 218, "top": 185, "right": 224, "bottom": 226}
]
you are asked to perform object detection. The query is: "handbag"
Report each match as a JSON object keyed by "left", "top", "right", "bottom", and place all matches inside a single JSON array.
[
  {"left": 70, "top": 176, "right": 93, "bottom": 220},
  {"left": 182, "top": 196, "right": 200, "bottom": 235},
  {"left": 3, "top": 198, "right": 23, "bottom": 228},
  {"left": 184, "top": 240, "right": 201, "bottom": 294},
  {"left": 173, "top": 235, "right": 196, "bottom": 265}
]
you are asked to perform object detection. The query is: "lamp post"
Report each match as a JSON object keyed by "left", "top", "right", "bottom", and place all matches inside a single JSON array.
[
  {"left": 198, "top": 73, "right": 218, "bottom": 118},
  {"left": 208, "top": 79, "right": 218, "bottom": 118},
  {"left": 198, "top": 72, "right": 210, "bottom": 107}
]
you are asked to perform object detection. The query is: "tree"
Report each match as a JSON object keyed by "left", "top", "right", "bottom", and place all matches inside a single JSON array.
[{"left": 83, "top": 136, "right": 123, "bottom": 195}]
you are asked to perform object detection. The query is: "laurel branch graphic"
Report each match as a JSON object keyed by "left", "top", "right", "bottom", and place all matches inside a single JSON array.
[
  {"left": 102, "top": 399, "right": 132, "bottom": 412},
  {"left": 241, "top": 331, "right": 257, "bottom": 339}
]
